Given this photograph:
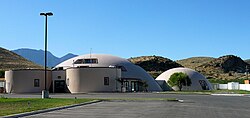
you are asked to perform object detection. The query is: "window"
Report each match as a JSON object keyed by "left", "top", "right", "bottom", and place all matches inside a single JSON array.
[
  {"left": 73, "top": 58, "right": 98, "bottom": 64},
  {"left": 57, "top": 76, "right": 61, "bottom": 79},
  {"left": 83, "top": 59, "right": 98, "bottom": 64},
  {"left": 0, "top": 82, "right": 4, "bottom": 87},
  {"left": 66, "top": 78, "right": 69, "bottom": 86},
  {"left": 74, "top": 59, "right": 83, "bottom": 64},
  {"left": 104, "top": 77, "right": 109, "bottom": 86},
  {"left": 34, "top": 79, "right": 40, "bottom": 87},
  {"left": 199, "top": 80, "right": 208, "bottom": 90}
]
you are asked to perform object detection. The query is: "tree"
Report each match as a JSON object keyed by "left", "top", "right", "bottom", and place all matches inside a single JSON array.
[{"left": 167, "top": 72, "right": 191, "bottom": 91}]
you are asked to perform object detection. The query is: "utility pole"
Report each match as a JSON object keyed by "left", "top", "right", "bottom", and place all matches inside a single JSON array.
[{"left": 246, "top": 65, "right": 249, "bottom": 80}]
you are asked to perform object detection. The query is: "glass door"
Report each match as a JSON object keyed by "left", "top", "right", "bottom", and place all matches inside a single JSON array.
[
  {"left": 54, "top": 80, "right": 66, "bottom": 93},
  {"left": 131, "top": 81, "right": 135, "bottom": 91},
  {"left": 124, "top": 81, "right": 129, "bottom": 92}
]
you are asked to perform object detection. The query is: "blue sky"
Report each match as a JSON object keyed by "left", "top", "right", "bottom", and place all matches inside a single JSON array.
[{"left": 1, "top": 0, "right": 250, "bottom": 60}]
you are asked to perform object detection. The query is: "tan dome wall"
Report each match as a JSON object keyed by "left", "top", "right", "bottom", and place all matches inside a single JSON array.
[
  {"left": 5, "top": 70, "right": 52, "bottom": 93},
  {"left": 66, "top": 67, "right": 121, "bottom": 93}
]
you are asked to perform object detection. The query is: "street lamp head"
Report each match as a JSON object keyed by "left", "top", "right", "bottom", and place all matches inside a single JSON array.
[
  {"left": 47, "top": 12, "right": 53, "bottom": 16},
  {"left": 40, "top": 12, "right": 53, "bottom": 16},
  {"left": 40, "top": 13, "right": 46, "bottom": 16}
]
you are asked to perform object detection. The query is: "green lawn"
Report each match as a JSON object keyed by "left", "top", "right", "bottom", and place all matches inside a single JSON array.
[{"left": 0, "top": 97, "right": 94, "bottom": 116}]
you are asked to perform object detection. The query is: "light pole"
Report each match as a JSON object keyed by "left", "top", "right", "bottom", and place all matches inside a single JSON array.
[{"left": 40, "top": 12, "right": 53, "bottom": 98}]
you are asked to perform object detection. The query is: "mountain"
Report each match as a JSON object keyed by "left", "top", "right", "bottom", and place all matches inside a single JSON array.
[
  {"left": 176, "top": 57, "right": 215, "bottom": 69},
  {"left": 0, "top": 47, "right": 43, "bottom": 70},
  {"left": 128, "top": 56, "right": 183, "bottom": 78},
  {"left": 12, "top": 48, "right": 77, "bottom": 68},
  {"left": 200, "top": 55, "right": 248, "bottom": 73},
  {"left": 180, "top": 55, "right": 249, "bottom": 80},
  {"left": 59, "top": 53, "right": 77, "bottom": 62}
]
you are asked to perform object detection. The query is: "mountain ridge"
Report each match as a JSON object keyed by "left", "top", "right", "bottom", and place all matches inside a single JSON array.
[
  {"left": 130, "top": 55, "right": 250, "bottom": 80},
  {"left": 12, "top": 48, "right": 77, "bottom": 68},
  {"left": 176, "top": 57, "right": 215, "bottom": 69}
]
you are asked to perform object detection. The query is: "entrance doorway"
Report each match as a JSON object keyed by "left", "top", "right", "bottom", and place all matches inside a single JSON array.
[
  {"left": 120, "top": 78, "right": 143, "bottom": 92},
  {"left": 124, "top": 81, "right": 129, "bottom": 91},
  {"left": 131, "top": 81, "right": 140, "bottom": 92},
  {"left": 54, "top": 80, "right": 66, "bottom": 93},
  {"left": 123, "top": 81, "right": 141, "bottom": 92}
]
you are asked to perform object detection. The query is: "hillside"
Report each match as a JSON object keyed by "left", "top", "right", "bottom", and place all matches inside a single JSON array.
[
  {"left": 13, "top": 48, "right": 77, "bottom": 67},
  {"left": 0, "top": 47, "right": 43, "bottom": 70},
  {"left": 245, "top": 59, "right": 250, "bottom": 65},
  {"left": 176, "top": 57, "right": 215, "bottom": 69},
  {"left": 128, "top": 55, "right": 183, "bottom": 72},
  {"left": 128, "top": 56, "right": 183, "bottom": 78},
  {"left": 192, "top": 55, "right": 249, "bottom": 80}
]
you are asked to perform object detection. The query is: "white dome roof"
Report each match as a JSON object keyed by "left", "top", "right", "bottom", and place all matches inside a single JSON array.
[
  {"left": 156, "top": 67, "right": 212, "bottom": 90},
  {"left": 55, "top": 54, "right": 162, "bottom": 91},
  {"left": 55, "top": 54, "right": 130, "bottom": 69}
]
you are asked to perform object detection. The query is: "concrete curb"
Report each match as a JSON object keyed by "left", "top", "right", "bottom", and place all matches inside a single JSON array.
[
  {"left": 3, "top": 100, "right": 102, "bottom": 118},
  {"left": 211, "top": 94, "right": 248, "bottom": 96}
]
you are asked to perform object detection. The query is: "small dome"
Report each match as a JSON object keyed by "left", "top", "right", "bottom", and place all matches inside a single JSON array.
[{"left": 156, "top": 67, "right": 212, "bottom": 91}]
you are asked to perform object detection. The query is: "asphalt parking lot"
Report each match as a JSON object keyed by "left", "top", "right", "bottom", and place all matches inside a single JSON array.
[{"left": 2, "top": 93, "right": 250, "bottom": 118}]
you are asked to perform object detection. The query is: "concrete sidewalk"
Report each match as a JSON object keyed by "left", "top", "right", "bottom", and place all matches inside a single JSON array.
[{"left": 211, "top": 93, "right": 250, "bottom": 96}]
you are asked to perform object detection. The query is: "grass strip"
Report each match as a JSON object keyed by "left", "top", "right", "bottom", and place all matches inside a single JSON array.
[{"left": 0, "top": 98, "right": 94, "bottom": 116}]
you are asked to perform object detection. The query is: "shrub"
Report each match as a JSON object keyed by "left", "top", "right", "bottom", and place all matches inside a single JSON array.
[{"left": 168, "top": 72, "right": 191, "bottom": 91}]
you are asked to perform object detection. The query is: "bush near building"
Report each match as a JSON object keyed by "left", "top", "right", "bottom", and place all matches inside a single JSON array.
[{"left": 168, "top": 72, "right": 192, "bottom": 91}]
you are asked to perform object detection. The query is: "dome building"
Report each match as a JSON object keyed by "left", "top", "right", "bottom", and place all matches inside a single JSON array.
[
  {"left": 5, "top": 54, "right": 162, "bottom": 93},
  {"left": 52, "top": 54, "right": 162, "bottom": 93},
  {"left": 156, "top": 67, "right": 212, "bottom": 91}
]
